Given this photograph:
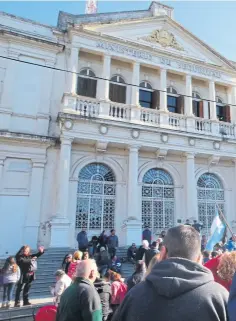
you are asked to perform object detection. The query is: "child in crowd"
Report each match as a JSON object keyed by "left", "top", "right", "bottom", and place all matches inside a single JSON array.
[
  {"left": 1, "top": 256, "right": 20, "bottom": 308},
  {"left": 67, "top": 251, "right": 83, "bottom": 279}
]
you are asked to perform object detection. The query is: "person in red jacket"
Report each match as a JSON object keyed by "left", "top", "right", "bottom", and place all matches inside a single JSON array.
[
  {"left": 67, "top": 251, "right": 82, "bottom": 279},
  {"left": 204, "top": 252, "right": 236, "bottom": 291}
]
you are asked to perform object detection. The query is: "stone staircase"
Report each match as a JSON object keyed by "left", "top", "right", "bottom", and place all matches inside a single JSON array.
[{"left": 0, "top": 247, "right": 134, "bottom": 320}]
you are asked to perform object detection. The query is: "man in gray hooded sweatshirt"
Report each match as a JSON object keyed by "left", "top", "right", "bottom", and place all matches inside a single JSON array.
[{"left": 113, "top": 225, "right": 229, "bottom": 321}]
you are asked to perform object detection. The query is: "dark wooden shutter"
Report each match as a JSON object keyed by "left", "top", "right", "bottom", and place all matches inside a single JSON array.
[
  {"left": 89, "top": 79, "right": 97, "bottom": 98},
  {"left": 109, "top": 83, "right": 116, "bottom": 101},
  {"left": 151, "top": 90, "right": 160, "bottom": 109},
  {"left": 208, "top": 102, "right": 210, "bottom": 119},
  {"left": 177, "top": 95, "right": 184, "bottom": 114},
  {"left": 109, "top": 84, "right": 126, "bottom": 104},
  {"left": 224, "top": 105, "right": 231, "bottom": 123},
  {"left": 77, "top": 76, "right": 87, "bottom": 96},
  {"left": 199, "top": 101, "right": 204, "bottom": 118}
]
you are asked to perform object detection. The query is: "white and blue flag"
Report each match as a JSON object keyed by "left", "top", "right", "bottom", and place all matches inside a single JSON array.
[{"left": 205, "top": 210, "right": 226, "bottom": 252}]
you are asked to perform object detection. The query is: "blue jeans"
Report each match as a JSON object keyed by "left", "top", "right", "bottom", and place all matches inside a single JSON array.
[{"left": 3, "top": 283, "right": 15, "bottom": 303}]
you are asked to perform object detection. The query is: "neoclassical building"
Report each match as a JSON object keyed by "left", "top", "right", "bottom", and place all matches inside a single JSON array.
[{"left": 0, "top": 2, "right": 236, "bottom": 255}]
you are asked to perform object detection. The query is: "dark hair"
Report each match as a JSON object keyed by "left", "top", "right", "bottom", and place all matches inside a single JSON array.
[
  {"left": 151, "top": 241, "right": 157, "bottom": 248},
  {"left": 203, "top": 250, "right": 210, "bottom": 258},
  {"left": 211, "top": 251, "right": 218, "bottom": 258},
  {"left": 110, "top": 229, "right": 115, "bottom": 233},
  {"left": 135, "top": 260, "right": 145, "bottom": 274},
  {"left": 164, "top": 225, "right": 201, "bottom": 261}
]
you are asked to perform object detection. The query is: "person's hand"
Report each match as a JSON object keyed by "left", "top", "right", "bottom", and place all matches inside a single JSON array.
[
  {"left": 32, "top": 256, "right": 37, "bottom": 260},
  {"left": 38, "top": 246, "right": 44, "bottom": 253}
]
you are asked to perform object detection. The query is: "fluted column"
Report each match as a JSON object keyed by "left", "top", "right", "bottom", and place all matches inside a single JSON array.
[
  {"left": 51, "top": 137, "right": 73, "bottom": 247},
  {"left": 69, "top": 47, "right": 79, "bottom": 94},
  {"left": 131, "top": 62, "right": 140, "bottom": 106},
  {"left": 159, "top": 68, "right": 167, "bottom": 111},
  {"left": 185, "top": 75, "right": 193, "bottom": 116},
  {"left": 209, "top": 81, "right": 217, "bottom": 120}
]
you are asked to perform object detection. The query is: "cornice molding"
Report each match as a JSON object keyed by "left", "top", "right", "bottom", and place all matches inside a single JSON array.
[{"left": 0, "top": 131, "right": 57, "bottom": 145}]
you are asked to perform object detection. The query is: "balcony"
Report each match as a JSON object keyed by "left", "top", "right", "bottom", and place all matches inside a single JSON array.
[{"left": 62, "top": 94, "right": 236, "bottom": 139}]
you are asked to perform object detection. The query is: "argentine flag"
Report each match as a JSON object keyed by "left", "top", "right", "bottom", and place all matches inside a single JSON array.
[{"left": 205, "top": 210, "right": 226, "bottom": 252}]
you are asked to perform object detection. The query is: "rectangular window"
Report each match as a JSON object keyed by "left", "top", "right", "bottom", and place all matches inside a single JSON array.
[
  {"left": 193, "top": 100, "right": 200, "bottom": 117},
  {"left": 139, "top": 90, "right": 152, "bottom": 108},
  {"left": 216, "top": 105, "right": 225, "bottom": 121},
  {"left": 167, "top": 95, "right": 177, "bottom": 113}
]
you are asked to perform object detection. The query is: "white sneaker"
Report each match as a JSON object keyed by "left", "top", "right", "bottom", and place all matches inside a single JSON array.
[
  {"left": 1, "top": 303, "right": 6, "bottom": 309},
  {"left": 6, "top": 302, "right": 11, "bottom": 309}
]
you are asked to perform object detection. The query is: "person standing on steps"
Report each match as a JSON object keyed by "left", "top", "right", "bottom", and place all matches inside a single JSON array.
[
  {"left": 1, "top": 256, "right": 20, "bottom": 309},
  {"left": 77, "top": 228, "right": 89, "bottom": 252},
  {"left": 14, "top": 245, "right": 44, "bottom": 307},
  {"left": 142, "top": 226, "right": 152, "bottom": 245},
  {"left": 107, "top": 230, "right": 119, "bottom": 259}
]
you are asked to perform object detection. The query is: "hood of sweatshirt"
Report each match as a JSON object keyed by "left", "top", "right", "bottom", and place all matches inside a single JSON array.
[{"left": 146, "top": 258, "right": 214, "bottom": 299}]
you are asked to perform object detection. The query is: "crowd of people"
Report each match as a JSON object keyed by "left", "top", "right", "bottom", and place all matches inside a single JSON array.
[{"left": 2, "top": 224, "right": 236, "bottom": 321}]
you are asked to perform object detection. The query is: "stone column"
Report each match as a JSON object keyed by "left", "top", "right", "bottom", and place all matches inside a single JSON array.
[
  {"left": 131, "top": 62, "right": 140, "bottom": 106},
  {"left": 185, "top": 75, "right": 193, "bottom": 116},
  {"left": 209, "top": 81, "right": 217, "bottom": 120},
  {"left": 50, "top": 137, "right": 73, "bottom": 247},
  {"left": 126, "top": 146, "right": 142, "bottom": 244},
  {"left": 24, "top": 161, "right": 46, "bottom": 247},
  {"left": 103, "top": 55, "right": 111, "bottom": 101},
  {"left": 185, "top": 153, "right": 197, "bottom": 220},
  {"left": 159, "top": 68, "right": 167, "bottom": 111},
  {"left": 69, "top": 47, "right": 79, "bottom": 94}
]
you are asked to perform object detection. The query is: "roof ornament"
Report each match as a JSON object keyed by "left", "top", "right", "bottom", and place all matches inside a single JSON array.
[{"left": 140, "top": 28, "right": 184, "bottom": 51}]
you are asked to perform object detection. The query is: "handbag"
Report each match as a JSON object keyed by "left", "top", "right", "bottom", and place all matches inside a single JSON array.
[{"left": 30, "top": 259, "right": 38, "bottom": 272}]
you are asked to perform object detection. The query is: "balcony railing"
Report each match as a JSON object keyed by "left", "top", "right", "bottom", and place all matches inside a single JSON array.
[{"left": 62, "top": 95, "right": 236, "bottom": 138}]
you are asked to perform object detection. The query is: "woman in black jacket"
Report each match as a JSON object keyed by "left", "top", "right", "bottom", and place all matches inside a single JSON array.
[
  {"left": 94, "top": 277, "right": 112, "bottom": 321},
  {"left": 127, "top": 261, "right": 146, "bottom": 291},
  {"left": 14, "top": 245, "right": 44, "bottom": 307}
]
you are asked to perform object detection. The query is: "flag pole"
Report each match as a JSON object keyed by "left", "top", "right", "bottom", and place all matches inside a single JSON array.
[{"left": 216, "top": 204, "right": 234, "bottom": 236}]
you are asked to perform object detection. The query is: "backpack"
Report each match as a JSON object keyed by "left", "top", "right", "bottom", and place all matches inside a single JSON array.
[
  {"left": 35, "top": 305, "right": 57, "bottom": 321},
  {"left": 30, "top": 259, "right": 38, "bottom": 272}
]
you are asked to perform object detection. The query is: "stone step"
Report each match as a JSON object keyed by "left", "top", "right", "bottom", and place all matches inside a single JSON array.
[{"left": 0, "top": 303, "right": 50, "bottom": 321}]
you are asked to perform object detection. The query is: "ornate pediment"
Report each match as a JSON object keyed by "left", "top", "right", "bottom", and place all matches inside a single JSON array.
[{"left": 140, "top": 28, "right": 184, "bottom": 51}]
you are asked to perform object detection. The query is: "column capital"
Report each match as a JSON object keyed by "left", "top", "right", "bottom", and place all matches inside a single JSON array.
[
  {"left": 32, "top": 159, "right": 47, "bottom": 168},
  {"left": 185, "top": 74, "right": 192, "bottom": 81},
  {"left": 184, "top": 152, "right": 195, "bottom": 159},
  {"left": 129, "top": 145, "right": 140, "bottom": 153},
  {"left": 103, "top": 54, "right": 111, "bottom": 60},
  {"left": 60, "top": 136, "right": 74, "bottom": 146}
]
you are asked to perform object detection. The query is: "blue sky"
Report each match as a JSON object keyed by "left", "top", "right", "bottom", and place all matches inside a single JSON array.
[{"left": 0, "top": 1, "right": 236, "bottom": 61}]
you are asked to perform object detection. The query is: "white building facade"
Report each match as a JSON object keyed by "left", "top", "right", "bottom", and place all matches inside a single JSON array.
[{"left": 1, "top": 2, "right": 236, "bottom": 256}]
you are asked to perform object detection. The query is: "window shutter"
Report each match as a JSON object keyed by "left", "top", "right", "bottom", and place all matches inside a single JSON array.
[
  {"left": 199, "top": 101, "right": 204, "bottom": 118},
  {"left": 224, "top": 105, "right": 231, "bottom": 123},
  {"left": 109, "top": 83, "right": 115, "bottom": 102},
  {"left": 151, "top": 90, "right": 160, "bottom": 109},
  {"left": 89, "top": 79, "right": 97, "bottom": 98},
  {"left": 120, "top": 86, "right": 126, "bottom": 104},
  {"left": 109, "top": 84, "right": 126, "bottom": 104},
  {"left": 208, "top": 102, "right": 211, "bottom": 119},
  {"left": 177, "top": 95, "right": 184, "bottom": 114}
]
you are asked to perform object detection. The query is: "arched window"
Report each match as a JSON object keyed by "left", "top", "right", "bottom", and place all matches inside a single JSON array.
[
  {"left": 139, "top": 81, "right": 153, "bottom": 108},
  {"left": 76, "top": 163, "right": 116, "bottom": 233},
  {"left": 192, "top": 91, "right": 203, "bottom": 117},
  {"left": 109, "top": 75, "right": 126, "bottom": 104},
  {"left": 77, "top": 68, "right": 97, "bottom": 98},
  {"left": 167, "top": 86, "right": 179, "bottom": 113},
  {"left": 142, "top": 168, "right": 175, "bottom": 235},
  {"left": 197, "top": 173, "right": 224, "bottom": 234}
]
